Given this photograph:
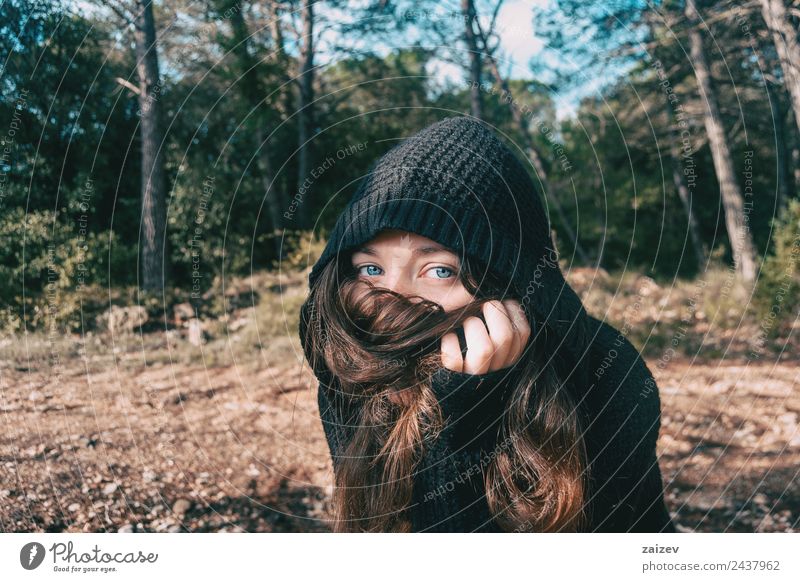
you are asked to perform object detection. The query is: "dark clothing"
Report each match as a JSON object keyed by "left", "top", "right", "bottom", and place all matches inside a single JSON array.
[
  {"left": 306, "top": 116, "right": 589, "bottom": 359},
  {"left": 312, "top": 313, "right": 676, "bottom": 532},
  {"left": 300, "top": 116, "right": 676, "bottom": 532}
]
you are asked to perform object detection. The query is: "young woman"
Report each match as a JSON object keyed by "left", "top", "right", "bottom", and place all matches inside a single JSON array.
[{"left": 298, "top": 116, "right": 676, "bottom": 533}]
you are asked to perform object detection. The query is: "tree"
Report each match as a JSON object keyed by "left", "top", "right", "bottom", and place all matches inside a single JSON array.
[
  {"left": 760, "top": 0, "right": 800, "bottom": 136},
  {"left": 532, "top": 0, "right": 772, "bottom": 281},
  {"left": 462, "top": 0, "right": 483, "bottom": 118},
  {"left": 685, "top": 0, "right": 759, "bottom": 282},
  {"left": 135, "top": 0, "right": 169, "bottom": 292},
  {"left": 295, "top": 0, "right": 316, "bottom": 230},
  {"left": 473, "top": 4, "right": 591, "bottom": 263},
  {"left": 212, "top": 0, "right": 289, "bottom": 259},
  {"left": 104, "top": 0, "right": 170, "bottom": 292},
  {"left": 648, "top": 16, "right": 708, "bottom": 269}
]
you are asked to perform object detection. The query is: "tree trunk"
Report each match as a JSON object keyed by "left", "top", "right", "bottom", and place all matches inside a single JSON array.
[
  {"left": 669, "top": 142, "right": 707, "bottom": 270},
  {"left": 591, "top": 137, "right": 605, "bottom": 268},
  {"left": 134, "top": 0, "right": 168, "bottom": 292},
  {"left": 752, "top": 40, "right": 794, "bottom": 214},
  {"left": 775, "top": 96, "right": 792, "bottom": 214},
  {"left": 650, "top": 40, "right": 707, "bottom": 269},
  {"left": 268, "top": 0, "right": 296, "bottom": 118},
  {"left": 478, "top": 36, "right": 591, "bottom": 264},
  {"left": 760, "top": 0, "right": 800, "bottom": 136},
  {"left": 685, "top": 0, "right": 758, "bottom": 283},
  {"left": 226, "top": 3, "right": 285, "bottom": 258},
  {"left": 793, "top": 145, "right": 800, "bottom": 194},
  {"left": 296, "top": 0, "right": 315, "bottom": 230},
  {"left": 462, "top": 0, "right": 482, "bottom": 118},
  {"left": 665, "top": 99, "right": 707, "bottom": 269},
  {"left": 256, "top": 124, "right": 286, "bottom": 258}
]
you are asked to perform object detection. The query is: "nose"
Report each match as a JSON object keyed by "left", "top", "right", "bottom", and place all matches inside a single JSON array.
[{"left": 383, "top": 271, "right": 413, "bottom": 298}]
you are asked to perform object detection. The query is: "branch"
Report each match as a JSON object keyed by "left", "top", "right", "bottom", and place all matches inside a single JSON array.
[
  {"left": 102, "top": 0, "right": 135, "bottom": 27},
  {"left": 639, "top": 0, "right": 761, "bottom": 57},
  {"left": 473, "top": 12, "right": 592, "bottom": 264},
  {"left": 114, "top": 76, "right": 141, "bottom": 95},
  {"left": 157, "top": 12, "right": 179, "bottom": 37},
  {"left": 287, "top": 5, "right": 301, "bottom": 41},
  {"left": 486, "top": 0, "right": 505, "bottom": 40},
  {"left": 472, "top": 6, "right": 498, "bottom": 59},
  {"left": 707, "top": 0, "right": 762, "bottom": 22}
]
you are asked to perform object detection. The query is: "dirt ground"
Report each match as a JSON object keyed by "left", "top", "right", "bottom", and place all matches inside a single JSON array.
[{"left": 1, "top": 347, "right": 798, "bottom": 533}]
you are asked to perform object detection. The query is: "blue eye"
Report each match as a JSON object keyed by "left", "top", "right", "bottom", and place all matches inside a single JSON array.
[
  {"left": 429, "top": 266, "right": 454, "bottom": 279},
  {"left": 358, "top": 265, "right": 383, "bottom": 276}
]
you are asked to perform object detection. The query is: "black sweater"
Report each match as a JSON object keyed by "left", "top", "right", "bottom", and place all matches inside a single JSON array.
[
  {"left": 301, "top": 117, "right": 676, "bottom": 532},
  {"left": 315, "top": 314, "right": 677, "bottom": 533}
]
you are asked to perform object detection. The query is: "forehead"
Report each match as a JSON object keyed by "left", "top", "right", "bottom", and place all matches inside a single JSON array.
[{"left": 355, "top": 229, "right": 456, "bottom": 254}]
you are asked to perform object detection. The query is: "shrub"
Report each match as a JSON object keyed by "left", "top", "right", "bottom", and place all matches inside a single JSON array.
[
  {"left": 753, "top": 199, "right": 800, "bottom": 336},
  {"left": 0, "top": 208, "right": 136, "bottom": 332}
]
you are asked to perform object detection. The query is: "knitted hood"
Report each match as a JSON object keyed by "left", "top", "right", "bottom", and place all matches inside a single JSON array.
[{"left": 301, "top": 116, "right": 591, "bottom": 366}]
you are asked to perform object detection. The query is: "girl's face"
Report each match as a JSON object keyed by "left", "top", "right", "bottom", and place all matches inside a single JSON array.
[{"left": 350, "top": 229, "right": 474, "bottom": 312}]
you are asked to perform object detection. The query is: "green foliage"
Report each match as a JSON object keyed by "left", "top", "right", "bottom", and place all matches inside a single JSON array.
[
  {"left": 274, "top": 229, "right": 328, "bottom": 273},
  {"left": 0, "top": 208, "right": 137, "bottom": 333},
  {"left": 754, "top": 200, "right": 800, "bottom": 334},
  {"left": 3, "top": 0, "right": 799, "bottom": 341}
]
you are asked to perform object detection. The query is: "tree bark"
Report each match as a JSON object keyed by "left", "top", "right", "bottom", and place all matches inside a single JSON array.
[
  {"left": 476, "top": 31, "right": 591, "bottom": 264},
  {"left": 775, "top": 96, "right": 792, "bottom": 214},
  {"left": 760, "top": 0, "right": 800, "bottom": 136},
  {"left": 267, "top": 0, "right": 296, "bottom": 118},
  {"left": 685, "top": 0, "right": 758, "bottom": 283},
  {"left": 462, "top": 0, "right": 483, "bottom": 118},
  {"left": 647, "top": 17, "right": 707, "bottom": 270},
  {"left": 296, "top": 0, "right": 315, "bottom": 230},
  {"left": 793, "top": 145, "right": 800, "bottom": 194},
  {"left": 134, "top": 0, "right": 168, "bottom": 292},
  {"left": 754, "top": 43, "right": 793, "bottom": 214},
  {"left": 665, "top": 99, "right": 707, "bottom": 269},
  {"left": 670, "top": 146, "right": 707, "bottom": 270},
  {"left": 649, "top": 32, "right": 707, "bottom": 269},
  {"left": 226, "top": 3, "right": 286, "bottom": 257}
]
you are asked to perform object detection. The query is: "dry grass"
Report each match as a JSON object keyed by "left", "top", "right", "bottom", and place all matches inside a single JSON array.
[{"left": 1, "top": 265, "right": 797, "bottom": 532}]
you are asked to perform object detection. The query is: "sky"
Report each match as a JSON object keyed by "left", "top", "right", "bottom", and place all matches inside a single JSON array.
[
  {"left": 73, "top": 0, "right": 605, "bottom": 120},
  {"left": 315, "top": 0, "right": 590, "bottom": 121},
  {"left": 425, "top": 0, "right": 546, "bottom": 89}
]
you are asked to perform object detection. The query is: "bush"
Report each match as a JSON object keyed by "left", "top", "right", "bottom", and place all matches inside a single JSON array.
[
  {"left": 273, "top": 228, "right": 327, "bottom": 273},
  {"left": 0, "top": 208, "right": 136, "bottom": 332},
  {"left": 753, "top": 199, "right": 800, "bottom": 336}
]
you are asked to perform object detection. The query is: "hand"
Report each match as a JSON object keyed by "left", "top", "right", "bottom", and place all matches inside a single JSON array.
[{"left": 440, "top": 299, "right": 532, "bottom": 375}]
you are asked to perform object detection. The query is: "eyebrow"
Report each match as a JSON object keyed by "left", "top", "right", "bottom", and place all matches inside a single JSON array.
[{"left": 354, "top": 244, "right": 453, "bottom": 257}]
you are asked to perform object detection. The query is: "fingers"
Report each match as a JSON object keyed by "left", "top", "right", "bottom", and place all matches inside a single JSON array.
[
  {"left": 441, "top": 299, "right": 533, "bottom": 375},
  {"left": 502, "top": 298, "right": 532, "bottom": 364},
  {"left": 482, "top": 300, "right": 515, "bottom": 369},
  {"left": 440, "top": 331, "right": 464, "bottom": 373},
  {"left": 462, "top": 315, "right": 494, "bottom": 374}
]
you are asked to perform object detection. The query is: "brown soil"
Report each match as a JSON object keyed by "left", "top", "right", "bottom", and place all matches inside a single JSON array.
[{"left": 2, "top": 352, "right": 798, "bottom": 533}]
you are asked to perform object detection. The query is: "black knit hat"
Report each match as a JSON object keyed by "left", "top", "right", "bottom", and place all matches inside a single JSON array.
[{"left": 304, "top": 116, "right": 590, "bottom": 363}]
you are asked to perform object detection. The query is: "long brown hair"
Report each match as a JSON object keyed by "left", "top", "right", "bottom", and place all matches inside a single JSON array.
[{"left": 302, "top": 250, "right": 590, "bottom": 532}]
